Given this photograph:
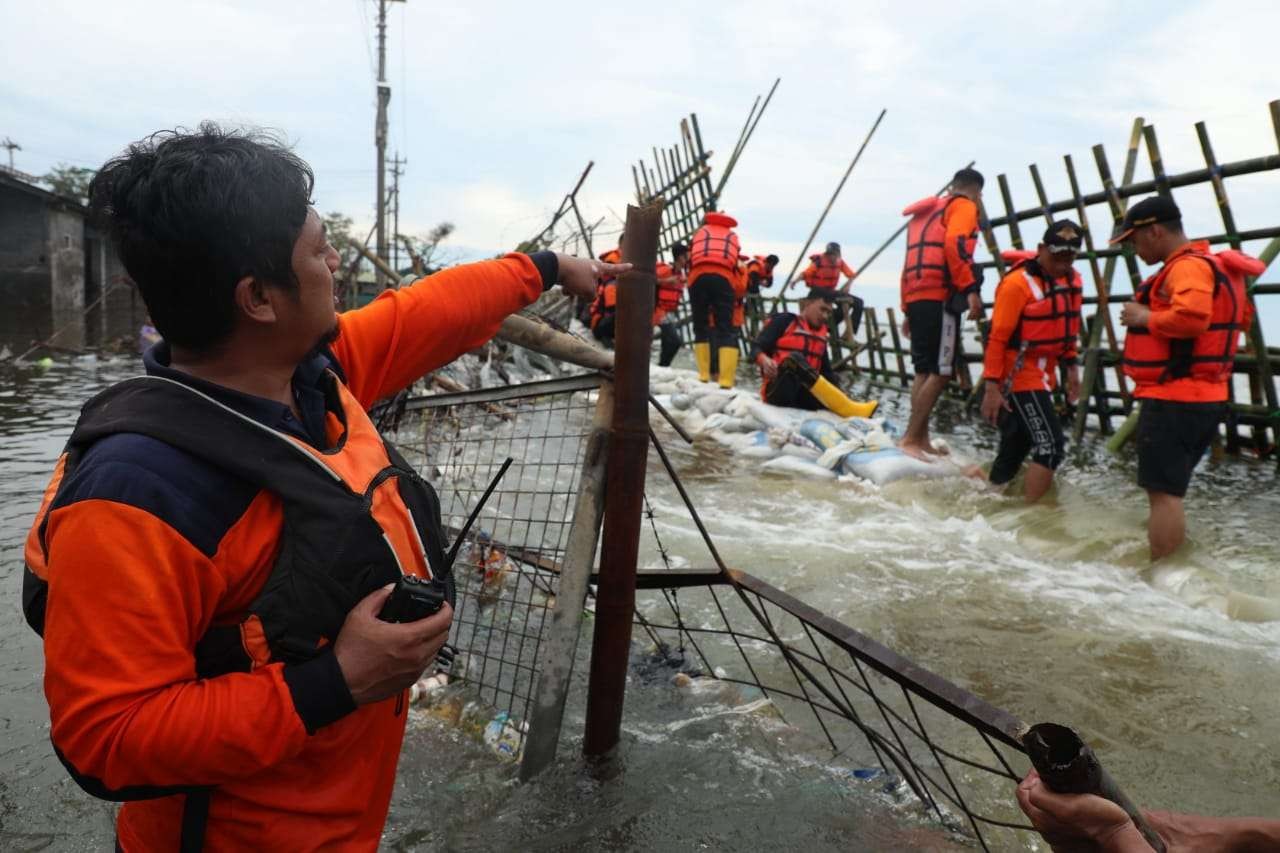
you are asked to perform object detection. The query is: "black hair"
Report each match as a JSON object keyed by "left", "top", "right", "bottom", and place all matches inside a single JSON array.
[
  {"left": 952, "top": 167, "right": 985, "bottom": 190},
  {"left": 765, "top": 254, "right": 779, "bottom": 265},
  {"left": 88, "top": 122, "right": 315, "bottom": 351},
  {"left": 671, "top": 242, "right": 689, "bottom": 259}
]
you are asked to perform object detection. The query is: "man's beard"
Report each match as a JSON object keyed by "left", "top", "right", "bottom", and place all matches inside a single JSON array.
[{"left": 306, "top": 321, "right": 341, "bottom": 358}]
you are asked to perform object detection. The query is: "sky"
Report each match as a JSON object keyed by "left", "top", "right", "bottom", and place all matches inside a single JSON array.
[{"left": 2, "top": 0, "right": 1278, "bottom": 335}]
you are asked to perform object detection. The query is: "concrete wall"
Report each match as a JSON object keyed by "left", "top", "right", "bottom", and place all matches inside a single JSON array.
[
  {"left": 0, "top": 185, "right": 51, "bottom": 349},
  {"left": 47, "top": 208, "right": 86, "bottom": 349}
]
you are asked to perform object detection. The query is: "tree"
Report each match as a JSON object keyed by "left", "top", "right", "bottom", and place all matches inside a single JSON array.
[
  {"left": 41, "top": 164, "right": 95, "bottom": 203},
  {"left": 396, "top": 221, "right": 455, "bottom": 274}
]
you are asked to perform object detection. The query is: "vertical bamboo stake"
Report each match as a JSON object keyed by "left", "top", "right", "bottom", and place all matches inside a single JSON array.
[
  {"left": 1063, "top": 153, "right": 1130, "bottom": 408},
  {"left": 1197, "top": 118, "right": 1278, "bottom": 451},
  {"left": 997, "top": 174, "right": 1024, "bottom": 249},
  {"left": 583, "top": 200, "right": 663, "bottom": 760},
  {"left": 887, "top": 307, "right": 909, "bottom": 385},
  {"left": 520, "top": 380, "right": 613, "bottom": 780}
]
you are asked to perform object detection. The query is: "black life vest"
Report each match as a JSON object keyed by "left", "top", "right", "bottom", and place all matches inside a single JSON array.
[{"left": 23, "top": 374, "right": 451, "bottom": 677}]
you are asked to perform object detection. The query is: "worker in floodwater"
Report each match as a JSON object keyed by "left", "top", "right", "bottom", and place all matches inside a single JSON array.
[
  {"left": 588, "top": 235, "right": 625, "bottom": 347},
  {"left": 653, "top": 242, "right": 689, "bottom": 366},
  {"left": 688, "top": 210, "right": 742, "bottom": 387},
  {"left": 898, "top": 168, "right": 986, "bottom": 459},
  {"left": 20, "top": 122, "right": 625, "bottom": 851},
  {"left": 1113, "top": 196, "right": 1263, "bottom": 560},
  {"left": 979, "top": 221, "right": 1084, "bottom": 502},
  {"left": 751, "top": 286, "right": 878, "bottom": 417}
]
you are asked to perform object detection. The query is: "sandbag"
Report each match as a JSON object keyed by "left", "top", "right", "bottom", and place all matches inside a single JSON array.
[{"left": 761, "top": 456, "right": 838, "bottom": 480}]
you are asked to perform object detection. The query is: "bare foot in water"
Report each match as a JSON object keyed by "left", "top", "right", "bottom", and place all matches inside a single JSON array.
[
  {"left": 899, "top": 441, "right": 935, "bottom": 460},
  {"left": 961, "top": 464, "right": 987, "bottom": 480}
]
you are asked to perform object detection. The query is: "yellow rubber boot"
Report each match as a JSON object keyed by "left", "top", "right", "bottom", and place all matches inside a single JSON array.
[
  {"left": 808, "top": 375, "right": 879, "bottom": 418},
  {"left": 693, "top": 342, "right": 712, "bottom": 382},
  {"left": 717, "top": 347, "right": 739, "bottom": 389}
]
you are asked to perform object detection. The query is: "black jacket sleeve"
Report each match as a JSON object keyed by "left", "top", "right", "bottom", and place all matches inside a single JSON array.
[{"left": 749, "top": 313, "right": 793, "bottom": 364}]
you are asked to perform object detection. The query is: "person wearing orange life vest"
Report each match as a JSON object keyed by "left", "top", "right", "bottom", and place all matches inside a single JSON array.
[
  {"left": 750, "top": 286, "right": 879, "bottom": 417},
  {"left": 1113, "top": 196, "right": 1262, "bottom": 560},
  {"left": 653, "top": 242, "right": 689, "bottom": 367},
  {"left": 745, "top": 253, "right": 779, "bottom": 294},
  {"left": 978, "top": 221, "right": 1084, "bottom": 503},
  {"left": 588, "top": 239, "right": 624, "bottom": 346},
  {"left": 804, "top": 241, "right": 866, "bottom": 336},
  {"left": 21, "top": 124, "right": 627, "bottom": 851},
  {"left": 898, "top": 167, "right": 986, "bottom": 459},
  {"left": 688, "top": 211, "right": 742, "bottom": 387}
]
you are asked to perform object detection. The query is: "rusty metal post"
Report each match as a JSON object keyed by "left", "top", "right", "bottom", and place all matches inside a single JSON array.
[{"left": 582, "top": 200, "right": 663, "bottom": 759}]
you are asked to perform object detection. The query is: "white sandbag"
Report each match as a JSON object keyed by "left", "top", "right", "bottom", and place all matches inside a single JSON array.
[
  {"left": 696, "top": 394, "right": 731, "bottom": 416},
  {"left": 744, "top": 399, "right": 799, "bottom": 431},
  {"left": 778, "top": 443, "right": 822, "bottom": 461},
  {"left": 841, "top": 448, "right": 955, "bottom": 485},
  {"left": 668, "top": 393, "right": 694, "bottom": 411},
  {"left": 737, "top": 431, "right": 781, "bottom": 459},
  {"left": 703, "top": 413, "right": 755, "bottom": 433},
  {"left": 762, "top": 455, "right": 838, "bottom": 480}
]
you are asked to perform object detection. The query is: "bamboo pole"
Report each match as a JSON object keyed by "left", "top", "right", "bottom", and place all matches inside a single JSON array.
[
  {"left": 520, "top": 380, "right": 613, "bottom": 780},
  {"left": 886, "top": 307, "right": 909, "bottom": 385},
  {"left": 1196, "top": 119, "right": 1278, "bottom": 451},
  {"left": 712, "top": 77, "right": 781, "bottom": 204},
  {"left": 583, "top": 200, "right": 663, "bottom": 760},
  {"left": 496, "top": 314, "right": 614, "bottom": 372},
  {"left": 778, "top": 108, "right": 888, "bottom": 295}
]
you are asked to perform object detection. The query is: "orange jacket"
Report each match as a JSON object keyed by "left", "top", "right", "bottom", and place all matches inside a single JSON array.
[
  {"left": 802, "top": 254, "right": 855, "bottom": 289},
  {"left": 653, "top": 261, "right": 685, "bottom": 323},
  {"left": 688, "top": 212, "right": 741, "bottom": 285},
  {"left": 1123, "top": 241, "right": 1259, "bottom": 402},
  {"left": 900, "top": 195, "right": 979, "bottom": 306},
  {"left": 25, "top": 254, "right": 546, "bottom": 851},
  {"left": 983, "top": 260, "right": 1081, "bottom": 392}
]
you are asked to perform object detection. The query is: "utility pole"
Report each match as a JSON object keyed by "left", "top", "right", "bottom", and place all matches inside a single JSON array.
[
  {"left": 1, "top": 137, "right": 20, "bottom": 171},
  {"left": 389, "top": 152, "right": 406, "bottom": 277},
  {"left": 373, "top": 0, "right": 405, "bottom": 287}
]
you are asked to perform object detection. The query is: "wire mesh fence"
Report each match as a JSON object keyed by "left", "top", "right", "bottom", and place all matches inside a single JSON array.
[
  {"left": 382, "top": 374, "right": 604, "bottom": 753},
  {"left": 381, "top": 371, "right": 1041, "bottom": 848},
  {"left": 630, "top": 431, "right": 1039, "bottom": 851}
]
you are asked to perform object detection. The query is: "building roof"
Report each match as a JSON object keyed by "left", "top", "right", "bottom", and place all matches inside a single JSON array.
[{"left": 0, "top": 166, "right": 87, "bottom": 213}]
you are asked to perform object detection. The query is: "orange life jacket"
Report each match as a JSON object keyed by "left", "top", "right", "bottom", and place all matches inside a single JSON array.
[
  {"left": 768, "top": 315, "right": 827, "bottom": 371},
  {"left": 1001, "top": 258, "right": 1083, "bottom": 358},
  {"left": 803, "top": 254, "right": 843, "bottom": 289},
  {"left": 746, "top": 255, "right": 775, "bottom": 290},
  {"left": 653, "top": 261, "right": 684, "bottom": 323},
  {"left": 901, "top": 195, "right": 975, "bottom": 302},
  {"left": 689, "top": 213, "right": 741, "bottom": 274},
  {"left": 1122, "top": 247, "right": 1261, "bottom": 385},
  {"left": 588, "top": 282, "right": 617, "bottom": 330},
  {"left": 598, "top": 247, "right": 622, "bottom": 277}
]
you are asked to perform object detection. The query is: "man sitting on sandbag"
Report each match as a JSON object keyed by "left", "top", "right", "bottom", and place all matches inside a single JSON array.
[{"left": 751, "top": 286, "right": 877, "bottom": 417}]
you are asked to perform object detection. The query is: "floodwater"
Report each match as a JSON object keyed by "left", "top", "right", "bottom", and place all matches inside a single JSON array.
[{"left": 2, "top": 353, "right": 1277, "bottom": 850}]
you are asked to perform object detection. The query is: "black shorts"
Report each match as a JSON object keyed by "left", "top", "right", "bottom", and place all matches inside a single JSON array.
[
  {"left": 1136, "top": 399, "right": 1224, "bottom": 498},
  {"left": 906, "top": 300, "right": 959, "bottom": 377},
  {"left": 989, "top": 390, "right": 1066, "bottom": 485}
]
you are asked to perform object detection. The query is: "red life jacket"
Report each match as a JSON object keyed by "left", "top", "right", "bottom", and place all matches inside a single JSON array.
[
  {"left": 689, "top": 212, "right": 741, "bottom": 274},
  {"left": 598, "top": 247, "right": 622, "bottom": 284},
  {"left": 901, "top": 195, "right": 974, "bottom": 302},
  {"left": 1003, "top": 259, "right": 1083, "bottom": 358},
  {"left": 803, "top": 254, "right": 842, "bottom": 289},
  {"left": 1122, "top": 246, "right": 1261, "bottom": 385}
]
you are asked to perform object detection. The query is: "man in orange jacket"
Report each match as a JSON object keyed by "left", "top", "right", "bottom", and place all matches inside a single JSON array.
[
  {"left": 1113, "top": 196, "right": 1254, "bottom": 560},
  {"left": 979, "top": 221, "right": 1083, "bottom": 502},
  {"left": 653, "top": 242, "right": 689, "bottom": 366},
  {"left": 21, "top": 124, "right": 625, "bottom": 851},
  {"left": 899, "top": 168, "right": 986, "bottom": 458}
]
